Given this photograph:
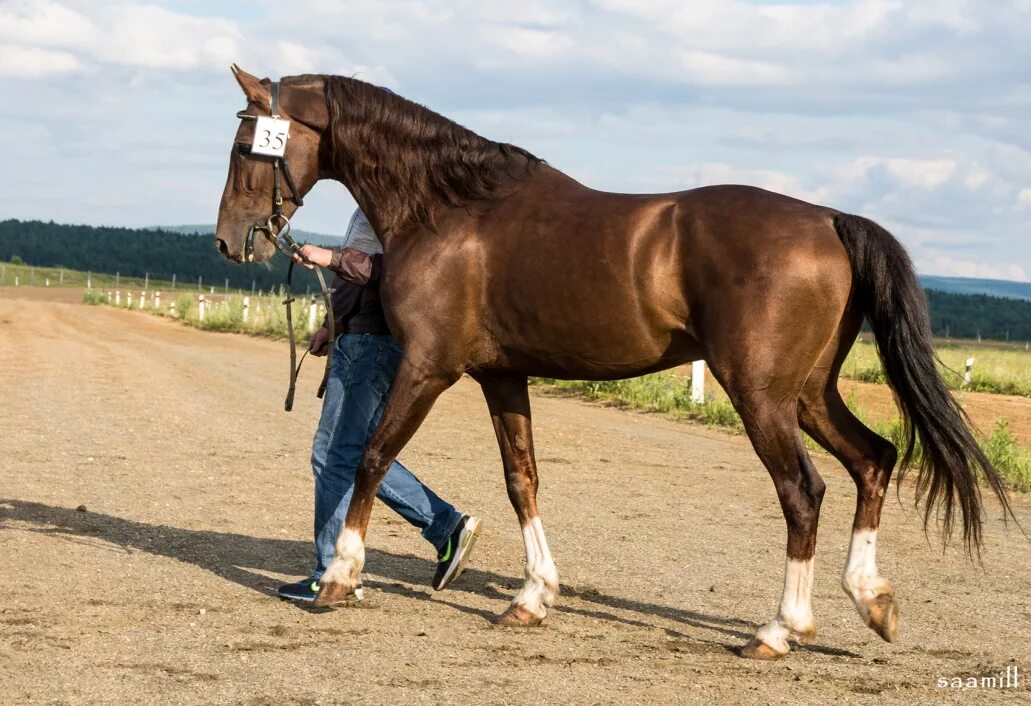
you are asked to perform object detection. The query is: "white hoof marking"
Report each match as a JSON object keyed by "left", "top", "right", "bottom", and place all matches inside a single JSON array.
[
  {"left": 842, "top": 529, "right": 891, "bottom": 622},
  {"left": 753, "top": 557, "right": 815, "bottom": 654},
  {"left": 509, "top": 517, "right": 559, "bottom": 619},
  {"left": 323, "top": 528, "right": 365, "bottom": 586}
]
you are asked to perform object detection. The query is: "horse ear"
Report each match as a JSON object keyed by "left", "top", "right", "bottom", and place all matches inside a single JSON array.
[{"left": 230, "top": 64, "right": 270, "bottom": 112}]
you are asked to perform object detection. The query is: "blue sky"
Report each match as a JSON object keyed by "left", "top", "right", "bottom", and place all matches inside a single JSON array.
[{"left": 2, "top": 0, "right": 1029, "bottom": 280}]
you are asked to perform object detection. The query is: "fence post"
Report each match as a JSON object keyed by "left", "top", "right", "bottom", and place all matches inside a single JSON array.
[
  {"left": 45, "top": 277, "right": 50, "bottom": 287},
  {"left": 210, "top": 286, "right": 214, "bottom": 295},
  {"left": 308, "top": 296, "right": 318, "bottom": 333},
  {"left": 145, "top": 273, "right": 149, "bottom": 290},
  {"left": 199, "top": 294, "right": 206, "bottom": 321},
  {"left": 107, "top": 290, "right": 112, "bottom": 302},
  {"left": 116, "top": 272, "right": 120, "bottom": 287},
  {"left": 224, "top": 278, "right": 229, "bottom": 294},
  {"left": 964, "top": 357, "right": 975, "bottom": 387},
  {"left": 691, "top": 360, "right": 706, "bottom": 404},
  {"left": 115, "top": 290, "right": 121, "bottom": 306},
  {"left": 168, "top": 302, "right": 175, "bottom": 317},
  {"left": 155, "top": 291, "right": 161, "bottom": 309},
  {"left": 243, "top": 296, "right": 250, "bottom": 322},
  {"left": 14, "top": 276, "right": 18, "bottom": 287},
  {"left": 87, "top": 271, "right": 91, "bottom": 289},
  {"left": 139, "top": 291, "right": 146, "bottom": 310},
  {"left": 127, "top": 291, "right": 133, "bottom": 308},
  {"left": 172, "top": 273, "right": 177, "bottom": 290},
  {"left": 60, "top": 270, "right": 64, "bottom": 284}
]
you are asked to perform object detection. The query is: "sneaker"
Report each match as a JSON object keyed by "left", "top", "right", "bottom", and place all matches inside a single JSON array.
[
  {"left": 432, "top": 515, "right": 483, "bottom": 591},
  {"left": 277, "top": 577, "right": 364, "bottom": 603}
]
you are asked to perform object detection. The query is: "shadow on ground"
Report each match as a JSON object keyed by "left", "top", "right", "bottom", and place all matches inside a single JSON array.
[{"left": 0, "top": 498, "right": 859, "bottom": 657}]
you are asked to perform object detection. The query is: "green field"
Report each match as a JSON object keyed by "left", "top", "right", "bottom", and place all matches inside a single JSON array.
[{"left": 842, "top": 337, "right": 1031, "bottom": 397}]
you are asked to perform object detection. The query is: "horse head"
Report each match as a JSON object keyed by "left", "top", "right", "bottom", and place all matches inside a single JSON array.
[{"left": 214, "top": 66, "right": 329, "bottom": 263}]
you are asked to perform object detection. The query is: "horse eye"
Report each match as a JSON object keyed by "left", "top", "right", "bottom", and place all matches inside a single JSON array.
[{"left": 236, "top": 143, "right": 252, "bottom": 156}]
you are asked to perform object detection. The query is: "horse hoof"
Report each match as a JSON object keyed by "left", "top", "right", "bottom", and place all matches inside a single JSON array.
[
  {"left": 312, "top": 581, "right": 359, "bottom": 607},
  {"left": 740, "top": 637, "right": 787, "bottom": 660},
  {"left": 866, "top": 593, "right": 899, "bottom": 642},
  {"left": 496, "top": 604, "right": 544, "bottom": 627}
]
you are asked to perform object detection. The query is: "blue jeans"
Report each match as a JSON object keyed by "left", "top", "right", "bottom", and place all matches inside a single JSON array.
[{"left": 310, "top": 334, "right": 463, "bottom": 580}]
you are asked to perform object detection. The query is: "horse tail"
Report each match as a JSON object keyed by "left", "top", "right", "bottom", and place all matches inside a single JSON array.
[{"left": 832, "top": 212, "right": 1012, "bottom": 554}]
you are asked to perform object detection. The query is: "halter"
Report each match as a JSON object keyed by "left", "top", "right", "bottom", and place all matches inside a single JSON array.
[{"left": 235, "top": 80, "right": 335, "bottom": 412}]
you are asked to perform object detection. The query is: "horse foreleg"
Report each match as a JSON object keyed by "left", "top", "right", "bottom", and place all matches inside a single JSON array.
[
  {"left": 314, "top": 360, "right": 456, "bottom": 606},
  {"left": 479, "top": 375, "right": 559, "bottom": 626}
]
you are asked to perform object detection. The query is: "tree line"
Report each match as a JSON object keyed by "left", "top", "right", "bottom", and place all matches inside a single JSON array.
[
  {"left": 0, "top": 219, "right": 323, "bottom": 292},
  {"left": 2, "top": 218, "right": 1029, "bottom": 341}
]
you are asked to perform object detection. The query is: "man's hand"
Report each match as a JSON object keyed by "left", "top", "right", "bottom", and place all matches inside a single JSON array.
[
  {"left": 292, "top": 243, "right": 333, "bottom": 269},
  {"left": 308, "top": 326, "right": 332, "bottom": 356}
]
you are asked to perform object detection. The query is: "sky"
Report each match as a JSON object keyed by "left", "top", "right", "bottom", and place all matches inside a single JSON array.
[{"left": 1, "top": 0, "right": 1029, "bottom": 281}]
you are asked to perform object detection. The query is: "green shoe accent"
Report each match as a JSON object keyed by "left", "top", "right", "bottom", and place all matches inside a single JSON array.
[{"left": 439, "top": 538, "right": 453, "bottom": 563}]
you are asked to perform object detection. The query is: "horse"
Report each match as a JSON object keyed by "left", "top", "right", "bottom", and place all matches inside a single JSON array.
[{"left": 214, "top": 66, "right": 1011, "bottom": 659}]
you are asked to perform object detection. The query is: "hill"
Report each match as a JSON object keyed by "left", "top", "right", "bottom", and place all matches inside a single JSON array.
[
  {"left": 919, "top": 275, "right": 1031, "bottom": 301},
  {"left": 0, "top": 219, "right": 324, "bottom": 292},
  {"left": 157, "top": 224, "right": 346, "bottom": 247}
]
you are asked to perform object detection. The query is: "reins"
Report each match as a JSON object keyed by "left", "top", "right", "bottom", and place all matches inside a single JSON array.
[{"left": 237, "top": 80, "right": 335, "bottom": 412}]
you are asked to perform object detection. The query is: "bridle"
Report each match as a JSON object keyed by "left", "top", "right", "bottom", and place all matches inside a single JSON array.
[{"left": 235, "top": 80, "right": 334, "bottom": 412}]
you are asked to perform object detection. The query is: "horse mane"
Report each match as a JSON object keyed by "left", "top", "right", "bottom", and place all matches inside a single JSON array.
[{"left": 291, "top": 74, "right": 542, "bottom": 228}]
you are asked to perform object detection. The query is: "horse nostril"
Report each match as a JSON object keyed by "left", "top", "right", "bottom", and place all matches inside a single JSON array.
[{"left": 215, "top": 238, "right": 229, "bottom": 256}]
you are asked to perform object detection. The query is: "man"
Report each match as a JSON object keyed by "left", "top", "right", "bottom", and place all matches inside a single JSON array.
[{"left": 277, "top": 209, "right": 481, "bottom": 602}]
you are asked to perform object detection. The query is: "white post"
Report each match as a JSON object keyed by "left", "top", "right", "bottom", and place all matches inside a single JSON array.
[
  {"left": 139, "top": 292, "right": 146, "bottom": 310},
  {"left": 964, "top": 357, "right": 975, "bottom": 387},
  {"left": 45, "top": 277, "right": 50, "bottom": 287},
  {"left": 199, "top": 295, "right": 206, "bottom": 321},
  {"left": 115, "top": 290, "right": 121, "bottom": 306},
  {"left": 168, "top": 302, "right": 175, "bottom": 317},
  {"left": 243, "top": 296, "right": 250, "bottom": 322},
  {"left": 155, "top": 292, "right": 161, "bottom": 309},
  {"left": 87, "top": 271, "right": 91, "bottom": 289},
  {"left": 127, "top": 291, "right": 133, "bottom": 308},
  {"left": 60, "top": 270, "right": 64, "bottom": 284},
  {"left": 210, "top": 286, "right": 214, "bottom": 295},
  {"left": 691, "top": 360, "right": 706, "bottom": 404},
  {"left": 308, "top": 296, "right": 318, "bottom": 333},
  {"left": 14, "top": 276, "right": 19, "bottom": 287},
  {"left": 107, "top": 291, "right": 112, "bottom": 302}
]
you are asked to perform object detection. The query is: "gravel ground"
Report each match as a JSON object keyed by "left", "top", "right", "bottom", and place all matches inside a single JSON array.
[{"left": 1, "top": 287, "right": 1029, "bottom": 705}]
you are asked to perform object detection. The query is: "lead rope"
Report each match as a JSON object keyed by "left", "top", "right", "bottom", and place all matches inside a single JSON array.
[
  {"left": 267, "top": 80, "right": 335, "bottom": 412},
  {"left": 280, "top": 232, "right": 335, "bottom": 412}
]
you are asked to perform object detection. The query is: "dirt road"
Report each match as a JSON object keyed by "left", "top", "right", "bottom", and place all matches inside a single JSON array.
[{"left": 2, "top": 288, "right": 1029, "bottom": 704}]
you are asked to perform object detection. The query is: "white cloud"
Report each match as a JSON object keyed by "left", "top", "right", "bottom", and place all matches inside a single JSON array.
[
  {"left": 1017, "top": 188, "right": 1031, "bottom": 208},
  {"left": 919, "top": 254, "right": 1029, "bottom": 282},
  {"left": 0, "top": 1, "right": 243, "bottom": 73},
  {"left": 0, "top": 45, "right": 83, "bottom": 76}
]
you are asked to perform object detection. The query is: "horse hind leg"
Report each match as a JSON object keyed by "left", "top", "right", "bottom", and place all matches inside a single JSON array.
[
  {"left": 730, "top": 393, "right": 826, "bottom": 660},
  {"left": 798, "top": 376, "right": 900, "bottom": 643},
  {"left": 479, "top": 375, "right": 559, "bottom": 626}
]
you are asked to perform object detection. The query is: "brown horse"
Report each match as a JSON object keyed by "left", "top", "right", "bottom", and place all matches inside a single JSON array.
[{"left": 215, "top": 67, "right": 1011, "bottom": 659}]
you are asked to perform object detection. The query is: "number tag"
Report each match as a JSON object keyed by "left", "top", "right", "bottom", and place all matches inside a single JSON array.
[{"left": 251, "top": 116, "right": 290, "bottom": 157}]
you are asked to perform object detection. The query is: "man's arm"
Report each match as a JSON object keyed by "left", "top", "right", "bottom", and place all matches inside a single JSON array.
[
  {"left": 294, "top": 244, "right": 380, "bottom": 284},
  {"left": 309, "top": 273, "right": 363, "bottom": 356}
]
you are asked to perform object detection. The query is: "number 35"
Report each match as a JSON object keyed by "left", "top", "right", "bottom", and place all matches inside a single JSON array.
[{"left": 258, "top": 130, "right": 285, "bottom": 150}]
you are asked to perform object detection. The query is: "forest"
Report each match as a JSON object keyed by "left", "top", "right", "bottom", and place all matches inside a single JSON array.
[
  {"left": 0, "top": 219, "right": 322, "bottom": 292},
  {"left": 2, "top": 218, "right": 1029, "bottom": 341}
]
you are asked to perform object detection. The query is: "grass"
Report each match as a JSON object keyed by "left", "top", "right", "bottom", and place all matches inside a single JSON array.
[
  {"left": 842, "top": 337, "right": 1031, "bottom": 398},
  {"left": 530, "top": 371, "right": 1031, "bottom": 493}
]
